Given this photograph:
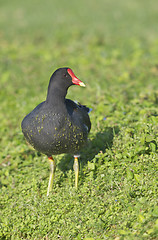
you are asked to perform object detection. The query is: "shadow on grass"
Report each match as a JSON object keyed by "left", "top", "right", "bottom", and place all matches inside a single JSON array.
[
  {"left": 19, "top": 127, "right": 119, "bottom": 187},
  {"left": 57, "top": 126, "right": 120, "bottom": 182}
]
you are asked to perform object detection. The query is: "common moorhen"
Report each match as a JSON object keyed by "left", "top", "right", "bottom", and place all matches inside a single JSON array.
[{"left": 21, "top": 68, "right": 91, "bottom": 196}]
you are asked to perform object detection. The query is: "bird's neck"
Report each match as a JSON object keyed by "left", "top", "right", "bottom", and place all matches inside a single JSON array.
[{"left": 46, "top": 86, "right": 67, "bottom": 107}]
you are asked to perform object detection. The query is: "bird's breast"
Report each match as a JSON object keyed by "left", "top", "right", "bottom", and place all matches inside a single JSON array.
[{"left": 22, "top": 111, "right": 87, "bottom": 155}]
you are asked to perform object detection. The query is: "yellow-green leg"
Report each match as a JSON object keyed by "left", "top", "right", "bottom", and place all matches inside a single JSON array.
[
  {"left": 47, "top": 156, "right": 56, "bottom": 196},
  {"left": 73, "top": 156, "right": 79, "bottom": 188}
]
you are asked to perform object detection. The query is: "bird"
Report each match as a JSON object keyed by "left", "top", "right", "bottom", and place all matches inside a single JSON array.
[{"left": 21, "top": 67, "right": 91, "bottom": 196}]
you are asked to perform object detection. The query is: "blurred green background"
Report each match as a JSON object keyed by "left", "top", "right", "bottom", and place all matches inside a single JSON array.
[{"left": 0, "top": 0, "right": 158, "bottom": 239}]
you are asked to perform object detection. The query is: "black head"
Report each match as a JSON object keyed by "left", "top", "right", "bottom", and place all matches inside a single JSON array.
[
  {"left": 50, "top": 67, "right": 85, "bottom": 88},
  {"left": 46, "top": 68, "right": 85, "bottom": 101}
]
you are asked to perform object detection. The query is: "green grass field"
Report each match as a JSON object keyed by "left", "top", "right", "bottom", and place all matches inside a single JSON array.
[{"left": 0, "top": 0, "right": 158, "bottom": 239}]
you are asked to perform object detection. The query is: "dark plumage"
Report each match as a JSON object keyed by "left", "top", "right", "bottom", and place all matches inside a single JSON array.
[{"left": 21, "top": 67, "right": 91, "bottom": 195}]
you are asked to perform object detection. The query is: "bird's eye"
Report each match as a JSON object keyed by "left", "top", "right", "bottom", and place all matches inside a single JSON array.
[{"left": 63, "top": 73, "right": 68, "bottom": 78}]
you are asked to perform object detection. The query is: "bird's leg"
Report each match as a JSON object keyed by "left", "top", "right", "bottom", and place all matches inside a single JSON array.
[
  {"left": 47, "top": 156, "right": 56, "bottom": 196},
  {"left": 73, "top": 156, "right": 79, "bottom": 188}
]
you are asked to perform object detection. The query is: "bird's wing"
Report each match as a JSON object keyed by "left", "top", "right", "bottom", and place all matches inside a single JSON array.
[{"left": 65, "top": 99, "right": 91, "bottom": 132}]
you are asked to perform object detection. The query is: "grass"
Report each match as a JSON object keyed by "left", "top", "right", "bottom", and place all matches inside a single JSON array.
[{"left": 0, "top": 0, "right": 158, "bottom": 239}]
